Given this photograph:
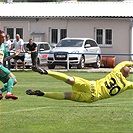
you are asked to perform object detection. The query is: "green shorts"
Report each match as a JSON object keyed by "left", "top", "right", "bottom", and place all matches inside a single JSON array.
[{"left": 0, "top": 65, "right": 11, "bottom": 83}]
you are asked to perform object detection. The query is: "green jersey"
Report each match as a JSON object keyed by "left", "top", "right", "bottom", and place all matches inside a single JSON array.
[
  {"left": 0, "top": 43, "right": 10, "bottom": 83},
  {"left": 0, "top": 43, "right": 8, "bottom": 64}
]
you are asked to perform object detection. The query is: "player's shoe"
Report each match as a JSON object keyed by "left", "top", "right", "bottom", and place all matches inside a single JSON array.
[
  {"left": 5, "top": 94, "right": 18, "bottom": 100},
  {"left": 32, "top": 66, "right": 48, "bottom": 74},
  {"left": 26, "top": 89, "right": 44, "bottom": 96},
  {"left": 0, "top": 94, "right": 3, "bottom": 100}
]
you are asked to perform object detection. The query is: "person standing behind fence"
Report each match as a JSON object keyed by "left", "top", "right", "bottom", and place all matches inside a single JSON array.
[
  {"left": 26, "top": 39, "right": 38, "bottom": 67},
  {"left": 3, "top": 34, "right": 12, "bottom": 70},
  {"left": 11, "top": 34, "right": 25, "bottom": 70}
]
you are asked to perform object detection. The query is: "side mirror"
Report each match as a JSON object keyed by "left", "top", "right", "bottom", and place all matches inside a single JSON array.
[
  {"left": 52, "top": 45, "right": 56, "bottom": 48},
  {"left": 51, "top": 43, "right": 57, "bottom": 48},
  {"left": 85, "top": 44, "right": 91, "bottom": 48}
]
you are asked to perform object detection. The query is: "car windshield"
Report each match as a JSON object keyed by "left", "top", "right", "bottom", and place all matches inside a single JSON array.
[
  {"left": 56, "top": 39, "right": 84, "bottom": 47},
  {"left": 38, "top": 43, "right": 50, "bottom": 51}
]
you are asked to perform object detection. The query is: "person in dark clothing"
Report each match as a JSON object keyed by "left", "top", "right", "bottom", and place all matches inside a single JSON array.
[{"left": 26, "top": 39, "right": 38, "bottom": 67}]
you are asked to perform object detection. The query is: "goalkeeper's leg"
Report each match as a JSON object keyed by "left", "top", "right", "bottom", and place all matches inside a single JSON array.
[
  {"left": 32, "top": 66, "right": 74, "bottom": 85},
  {"left": 26, "top": 89, "right": 72, "bottom": 100},
  {"left": 43, "top": 92, "right": 72, "bottom": 100},
  {"left": 47, "top": 71, "right": 74, "bottom": 85}
]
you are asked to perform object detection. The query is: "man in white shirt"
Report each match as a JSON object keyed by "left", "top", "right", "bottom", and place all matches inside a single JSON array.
[
  {"left": 12, "top": 34, "right": 25, "bottom": 70},
  {"left": 3, "top": 34, "right": 12, "bottom": 69}
]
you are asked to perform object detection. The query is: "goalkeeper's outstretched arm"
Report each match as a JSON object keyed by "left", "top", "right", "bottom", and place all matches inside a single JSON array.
[{"left": 113, "top": 61, "right": 133, "bottom": 72}]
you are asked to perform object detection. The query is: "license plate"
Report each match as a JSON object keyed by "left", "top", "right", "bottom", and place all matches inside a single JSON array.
[{"left": 56, "top": 55, "right": 66, "bottom": 58}]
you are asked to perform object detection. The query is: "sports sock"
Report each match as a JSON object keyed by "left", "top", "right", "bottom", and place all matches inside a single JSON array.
[
  {"left": 0, "top": 84, "right": 8, "bottom": 93},
  {"left": 44, "top": 92, "right": 65, "bottom": 100},
  {"left": 6, "top": 78, "right": 15, "bottom": 93},
  {"left": 47, "top": 71, "right": 69, "bottom": 82}
]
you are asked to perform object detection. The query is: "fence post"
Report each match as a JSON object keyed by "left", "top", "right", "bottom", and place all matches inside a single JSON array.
[{"left": 67, "top": 53, "right": 69, "bottom": 70}]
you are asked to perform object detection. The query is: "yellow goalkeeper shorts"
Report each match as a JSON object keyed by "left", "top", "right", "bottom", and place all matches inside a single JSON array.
[{"left": 71, "top": 76, "right": 96, "bottom": 103}]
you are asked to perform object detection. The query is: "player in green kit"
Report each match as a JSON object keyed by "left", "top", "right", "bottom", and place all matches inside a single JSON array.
[
  {"left": 0, "top": 30, "right": 20, "bottom": 100},
  {"left": 26, "top": 61, "right": 133, "bottom": 103}
]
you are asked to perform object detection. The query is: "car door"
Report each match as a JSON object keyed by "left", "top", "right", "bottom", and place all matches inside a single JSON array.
[
  {"left": 37, "top": 43, "right": 50, "bottom": 65},
  {"left": 84, "top": 40, "right": 98, "bottom": 63}
]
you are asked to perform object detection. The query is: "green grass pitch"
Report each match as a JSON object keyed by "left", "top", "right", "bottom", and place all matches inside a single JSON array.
[{"left": 0, "top": 71, "right": 133, "bottom": 133}]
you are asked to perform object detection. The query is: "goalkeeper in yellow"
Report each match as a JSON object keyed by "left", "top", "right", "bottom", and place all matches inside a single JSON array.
[{"left": 26, "top": 61, "right": 133, "bottom": 103}]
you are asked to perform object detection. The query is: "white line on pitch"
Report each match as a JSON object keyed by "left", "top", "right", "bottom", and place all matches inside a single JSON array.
[
  {"left": 0, "top": 101, "right": 131, "bottom": 115},
  {"left": 0, "top": 106, "right": 53, "bottom": 115}
]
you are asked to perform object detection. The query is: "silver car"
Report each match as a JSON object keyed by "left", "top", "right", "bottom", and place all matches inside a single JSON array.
[
  {"left": 10, "top": 42, "right": 51, "bottom": 68},
  {"left": 47, "top": 38, "right": 101, "bottom": 69}
]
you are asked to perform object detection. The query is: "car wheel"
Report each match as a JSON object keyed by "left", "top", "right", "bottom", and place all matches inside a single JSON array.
[
  {"left": 77, "top": 56, "right": 85, "bottom": 69},
  {"left": 48, "top": 64, "right": 55, "bottom": 69},
  {"left": 93, "top": 56, "right": 101, "bottom": 68}
]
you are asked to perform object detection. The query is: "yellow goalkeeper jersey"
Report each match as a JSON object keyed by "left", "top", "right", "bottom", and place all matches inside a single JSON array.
[{"left": 93, "top": 61, "right": 133, "bottom": 100}]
